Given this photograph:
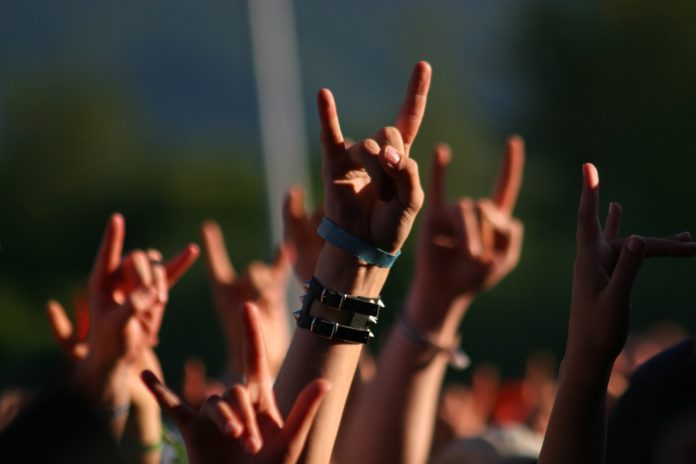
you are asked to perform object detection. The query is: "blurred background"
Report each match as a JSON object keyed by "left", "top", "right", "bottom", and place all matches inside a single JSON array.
[{"left": 1, "top": 0, "right": 696, "bottom": 390}]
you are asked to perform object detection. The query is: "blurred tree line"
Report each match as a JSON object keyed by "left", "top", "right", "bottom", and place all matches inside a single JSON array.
[{"left": 2, "top": 0, "right": 696, "bottom": 390}]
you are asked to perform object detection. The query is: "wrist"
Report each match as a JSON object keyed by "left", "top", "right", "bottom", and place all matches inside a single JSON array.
[
  {"left": 73, "top": 353, "right": 132, "bottom": 407},
  {"left": 561, "top": 348, "right": 614, "bottom": 389},
  {"left": 404, "top": 287, "right": 473, "bottom": 345},
  {"left": 314, "top": 243, "right": 389, "bottom": 297}
]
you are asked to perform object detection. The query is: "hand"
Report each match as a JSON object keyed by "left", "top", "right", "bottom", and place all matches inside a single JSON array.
[
  {"left": 143, "top": 302, "right": 331, "bottom": 464},
  {"left": 413, "top": 136, "right": 525, "bottom": 299},
  {"left": 282, "top": 185, "right": 324, "bottom": 283},
  {"left": 316, "top": 62, "right": 430, "bottom": 256},
  {"left": 567, "top": 164, "right": 696, "bottom": 366},
  {"left": 49, "top": 214, "right": 199, "bottom": 367},
  {"left": 201, "top": 220, "right": 291, "bottom": 379},
  {"left": 404, "top": 137, "right": 524, "bottom": 337}
]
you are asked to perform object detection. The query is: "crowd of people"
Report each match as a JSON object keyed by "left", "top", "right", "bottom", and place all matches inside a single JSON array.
[{"left": 1, "top": 61, "right": 696, "bottom": 464}]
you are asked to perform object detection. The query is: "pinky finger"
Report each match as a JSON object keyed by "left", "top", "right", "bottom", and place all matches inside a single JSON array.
[
  {"left": 165, "top": 243, "right": 201, "bottom": 288},
  {"left": 202, "top": 395, "right": 244, "bottom": 439}
]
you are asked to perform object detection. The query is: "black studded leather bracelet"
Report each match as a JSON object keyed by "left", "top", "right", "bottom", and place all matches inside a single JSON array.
[
  {"left": 302, "top": 277, "right": 384, "bottom": 318},
  {"left": 293, "top": 310, "right": 374, "bottom": 343},
  {"left": 293, "top": 276, "right": 382, "bottom": 344}
]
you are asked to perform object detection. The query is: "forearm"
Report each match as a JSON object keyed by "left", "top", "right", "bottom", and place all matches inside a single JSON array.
[
  {"left": 539, "top": 352, "right": 613, "bottom": 464},
  {"left": 274, "top": 244, "right": 388, "bottom": 463},
  {"left": 72, "top": 354, "right": 132, "bottom": 440},
  {"left": 336, "top": 290, "right": 471, "bottom": 464},
  {"left": 123, "top": 400, "right": 162, "bottom": 464}
]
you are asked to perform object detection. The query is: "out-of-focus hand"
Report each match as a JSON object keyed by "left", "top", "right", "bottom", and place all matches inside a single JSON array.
[
  {"left": 404, "top": 137, "right": 523, "bottom": 338},
  {"left": 412, "top": 137, "right": 525, "bottom": 301},
  {"left": 282, "top": 185, "right": 324, "bottom": 283},
  {"left": 567, "top": 164, "right": 696, "bottom": 366},
  {"left": 48, "top": 214, "right": 199, "bottom": 368},
  {"left": 201, "top": 220, "right": 291, "bottom": 380},
  {"left": 85, "top": 214, "right": 199, "bottom": 366},
  {"left": 143, "top": 302, "right": 330, "bottom": 464}
]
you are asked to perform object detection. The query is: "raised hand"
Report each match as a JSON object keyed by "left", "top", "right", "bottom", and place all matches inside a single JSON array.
[
  {"left": 50, "top": 214, "right": 199, "bottom": 367},
  {"left": 200, "top": 220, "right": 291, "bottom": 379},
  {"left": 282, "top": 185, "right": 324, "bottom": 283},
  {"left": 143, "top": 302, "right": 330, "bottom": 464},
  {"left": 539, "top": 163, "right": 696, "bottom": 464},
  {"left": 280, "top": 61, "right": 431, "bottom": 464},
  {"left": 566, "top": 164, "right": 696, "bottom": 364},
  {"left": 413, "top": 136, "right": 524, "bottom": 299},
  {"left": 402, "top": 136, "right": 524, "bottom": 343},
  {"left": 316, "top": 61, "right": 430, "bottom": 258}
]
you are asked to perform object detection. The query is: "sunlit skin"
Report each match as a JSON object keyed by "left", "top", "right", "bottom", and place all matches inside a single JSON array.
[
  {"left": 539, "top": 163, "right": 696, "bottom": 464},
  {"left": 273, "top": 61, "right": 431, "bottom": 464}
]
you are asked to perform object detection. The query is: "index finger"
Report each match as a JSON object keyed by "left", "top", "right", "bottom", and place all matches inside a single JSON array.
[
  {"left": 89, "top": 213, "right": 125, "bottom": 288},
  {"left": 141, "top": 370, "right": 195, "bottom": 429},
  {"left": 492, "top": 135, "right": 525, "bottom": 214},
  {"left": 428, "top": 144, "right": 451, "bottom": 209},
  {"left": 577, "top": 163, "right": 602, "bottom": 247},
  {"left": 396, "top": 61, "right": 432, "bottom": 152},
  {"left": 317, "top": 88, "right": 345, "bottom": 158}
]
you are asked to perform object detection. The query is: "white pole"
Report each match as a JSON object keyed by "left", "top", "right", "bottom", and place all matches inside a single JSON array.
[{"left": 247, "top": 0, "right": 311, "bottom": 247}]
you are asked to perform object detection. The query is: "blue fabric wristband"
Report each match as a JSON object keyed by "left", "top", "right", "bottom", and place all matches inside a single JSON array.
[{"left": 317, "top": 217, "right": 401, "bottom": 268}]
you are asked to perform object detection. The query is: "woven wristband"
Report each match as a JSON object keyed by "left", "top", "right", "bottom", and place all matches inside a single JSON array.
[{"left": 317, "top": 217, "right": 401, "bottom": 268}]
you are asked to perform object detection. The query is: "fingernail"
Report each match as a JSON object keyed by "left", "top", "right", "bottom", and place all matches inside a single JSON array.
[
  {"left": 385, "top": 146, "right": 401, "bottom": 167},
  {"left": 675, "top": 231, "right": 692, "bottom": 241},
  {"left": 244, "top": 436, "right": 260, "bottom": 453},
  {"left": 627, "top": 236, "right": 644, "bottom": 254}
]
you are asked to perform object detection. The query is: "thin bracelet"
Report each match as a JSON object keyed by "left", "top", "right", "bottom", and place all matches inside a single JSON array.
[
  {"left": 397, "top": 314, "right": 470, "bottom": 370},
  {"left": 100, "top": 402, "right": 131, "bottom": 419},
  {"left": 317, "top": 217, "right": 401, "bottom": 268},
  {"left": 139, "top": 440, "right": 164, "bottom": 454}
]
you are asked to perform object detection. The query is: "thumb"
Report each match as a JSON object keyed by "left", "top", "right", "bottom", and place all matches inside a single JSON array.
[
  {"left": 606, "top": 235, "right": 646, "bottom": 305},
  {"left": 380, "top": 145, "right": 424, "bottom": 214}
]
